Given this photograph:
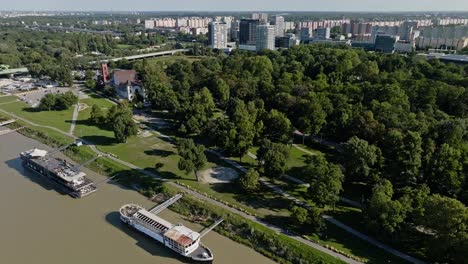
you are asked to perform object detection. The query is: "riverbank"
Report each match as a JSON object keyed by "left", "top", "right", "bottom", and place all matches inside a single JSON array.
[
  {"left": 0, "top": 131, "right": 277, "bottom": 264},
  {"left": 0, "top": 116, "right": 347, "bottom": 264}
]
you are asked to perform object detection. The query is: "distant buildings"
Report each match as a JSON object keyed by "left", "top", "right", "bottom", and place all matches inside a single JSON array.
[
  {"left": 113, "top": 70, "right": 144, "bottom": 101},
  {"left": 316, "top": 27, "right": 331, "bottom": 39},
  {"left": 374, "top": 35, "right": 399, "bottom": 53},
  {"left": 275, "top": 16, "right": 285, "bottom": 37},
  {"left": 276, "top": 33, "right": 298, "bottom": 48},
  {"left": 252, "top": 13, "right": 268, "bottom": 24},
  {"left": 239, "top": 19, "right": 260, "bottom": 46},
  {"left": 256, "top": 25, "right": 275, "bottom": 51},
  {"left": 208, "top": 22, "right": 228, "bottom": 49},
  {"left": 300, "top": 27, "right": 313, "bottom": 43}
]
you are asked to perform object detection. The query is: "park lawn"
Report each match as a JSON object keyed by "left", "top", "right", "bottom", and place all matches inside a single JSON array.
[
  {"left": 0, "top": 99, "right": 74, "bottom": 132},
  {"left": 146, "top": 55, "right": 202, "bottom": 66},
  {"left": 0, "top": 95, "right": 17, "bottom": 103},
  {"left": 116, "top": 44, "right": 134, "bottom": 49}
]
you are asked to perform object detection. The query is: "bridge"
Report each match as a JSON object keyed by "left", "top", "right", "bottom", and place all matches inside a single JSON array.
[
  {"left": 94, "top": 49, "right": 191, "bottom": 63},
  {"left": 0, "top": 68, "right": 29, "bottom": 76}
]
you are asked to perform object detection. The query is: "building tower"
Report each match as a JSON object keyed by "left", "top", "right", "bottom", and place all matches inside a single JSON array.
[
  {"left": 239, "top": 19, "right": 260, "bottom": 46},
  {"left": 208, "top": 22, "right": 228, "bottom": 49},
  {"left": 256, "top": 24, "right": 275, "bottom": 51},
  {"left": 275, "top": 16, "right": 285, "bottom": 37}
]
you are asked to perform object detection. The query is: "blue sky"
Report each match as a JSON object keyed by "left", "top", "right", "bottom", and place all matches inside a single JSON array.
[{"left": 1, "top": 0, "right": 468, "bottom": 12}]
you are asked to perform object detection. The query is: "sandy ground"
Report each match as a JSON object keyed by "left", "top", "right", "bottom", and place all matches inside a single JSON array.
[{"left": 199, "top": 167, "right": 239, "bottom": 184}]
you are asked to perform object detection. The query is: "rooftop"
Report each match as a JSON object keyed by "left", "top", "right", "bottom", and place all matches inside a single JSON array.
[
  {"left": 164, "top": 225, "right": 200, "bottom": 246},
  {"left": 28, "top": 154, "right": 86, "bottom": 182}
]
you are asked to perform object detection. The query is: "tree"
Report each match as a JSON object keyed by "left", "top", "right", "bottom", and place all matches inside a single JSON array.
[
  {"left": 417, "top": 194, "right": 468, "bottom": 263},
  {"left": 108, "top": 104, "right": 138, "bottom": 143},
  {"left": 383, "top": 130, "right": 423, "bottom": 186},
  {"left": 291, "top": 206, "right": 309, "bottom": 225},
  {"left": 182, "top": 87, "right": 216, "bottom": 135},
  {"left": 256, "top": 139, "right": 289, "bottom": 179},
  {"left": 342, "top": 136, "right": 383, "bottom": 184},
  {"left": 305, "top": 155, "right": 344, "bottom": 207},
  {"left": 223, "top": 100, "right": 259, "bottom": 160},
  {"left": 238, "top": 168, "right": 259, "bottom": 192},
  {"left": 177, "top": 138, "right": 207, "bottom": 181},
  {"left": 54, "top": 91, "right": 78, "bottom": 110},
  {"left": 262, "top": 109, "right": 293, "bottom": 143},
  {"left": 39, "top": 93, "right": 56, "bottom": 111},
  {"left": 427, "top": 144, "right": 464, "bottom": 198},
  {"left": 89, "top": 104, "right": 104, "bottom": 124},
  {"left": 364, "top": 180, "right": 410, "bottom": 235},
  {"left": 84, "top": 70, "right": 96, "bottom": 89}
]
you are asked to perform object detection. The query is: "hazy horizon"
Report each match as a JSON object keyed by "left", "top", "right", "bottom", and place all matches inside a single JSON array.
[{"left": 1, "top": 0, "right": 468, "bottom": 12}]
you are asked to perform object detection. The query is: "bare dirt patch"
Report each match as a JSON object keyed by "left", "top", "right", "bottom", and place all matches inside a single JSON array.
[{"left": 199, "top": 167, "right": 239, "bottom": 184}]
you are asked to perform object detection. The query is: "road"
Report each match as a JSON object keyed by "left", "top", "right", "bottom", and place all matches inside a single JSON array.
[{"left": 0, "top": 108, "right": 359, "bottom": 264}]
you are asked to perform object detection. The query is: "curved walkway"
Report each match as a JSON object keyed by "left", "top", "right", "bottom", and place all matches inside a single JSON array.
[{"left": 0, "top": 109, "right": 359, "bottom": 264}]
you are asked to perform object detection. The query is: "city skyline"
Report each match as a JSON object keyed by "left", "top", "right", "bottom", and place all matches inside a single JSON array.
[{"left": 1, "top": 0, "right": 468, "bottom": 12}]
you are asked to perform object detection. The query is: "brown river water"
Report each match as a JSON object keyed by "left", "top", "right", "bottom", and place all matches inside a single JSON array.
[{"left": 0, "top": 131, "right": 276, "bottom": 264}]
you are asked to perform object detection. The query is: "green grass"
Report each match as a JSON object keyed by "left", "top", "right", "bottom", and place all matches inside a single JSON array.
[
  {"left": 145, "top": 55, "right": 202, "bottom": 65},
  {"left": 116, "top": 44, "right": 134, "bottom": 49},
  {"left": 0, "top": 99, "right": 74, "bottom": 132},
  {"left": 0, "top": 95, "right": 17, "bottom": 104}
]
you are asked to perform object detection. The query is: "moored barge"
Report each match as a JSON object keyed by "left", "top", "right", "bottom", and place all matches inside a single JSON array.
[
  {"left": 120, "top": 194, "right": 222, "bottom": 262},
  {"left": 20, "top": 148, "right": 97, "bottom": 198}
]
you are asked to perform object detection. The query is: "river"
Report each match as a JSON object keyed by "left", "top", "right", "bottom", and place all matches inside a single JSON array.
[{"left": 0, "top": 131, "right": 276, "bottom": 264}]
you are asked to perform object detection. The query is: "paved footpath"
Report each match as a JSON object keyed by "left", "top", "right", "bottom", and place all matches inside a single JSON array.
[
  {"left": 0, "top": 109, "right": 359, "bottom": 264},
  {"left": 211, "top": 149, "right": 426, "bottom": 264}
]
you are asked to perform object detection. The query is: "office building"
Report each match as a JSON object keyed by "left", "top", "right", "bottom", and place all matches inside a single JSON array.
[
  {"left": 275, "top": 16, "right": 285, "bottom": 37},
  {"left": 208, "top": 22, "right": 228, "bottom": 49},
  {"left": 256, "top": 24, "right": 275, "bottom": 51},
  {"left": 239, "top": 19, "right": 260, "bottom": 45},
  {"left": 374, "top": 35, "right": 399, "bottom": 53},
  {"left": 275, "top": 33, "right": 298, "bottom": 48},
  {"left": 300, "top": 27, "right": 313, "bottom": 43},
  {"left": 316, "top": 27, "right": 331, "bottom": 39}
]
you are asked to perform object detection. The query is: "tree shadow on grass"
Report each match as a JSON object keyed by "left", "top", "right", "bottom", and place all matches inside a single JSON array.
[
  {"left": 144, "top": 149, "right": 174, "bottom": 157},
  {"left": 22, "top": 107, "right": 41, "bottom": 112},
  {"left": 81, "top": 135, "right": 116, "bottom": 146},
  {"left": 211, "top": 183, "right": 293, "bottom": 213}
]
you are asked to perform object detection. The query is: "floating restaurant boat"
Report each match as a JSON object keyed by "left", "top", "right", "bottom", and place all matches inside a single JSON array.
[
  {"left": 119, "top": 194, "right": 223, "bottom": 262},
  {"left": 20, "top": 148, "right": 97, "bottom": 198}
]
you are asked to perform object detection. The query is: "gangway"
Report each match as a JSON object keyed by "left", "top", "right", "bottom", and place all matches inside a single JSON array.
[
  {"left": 74, "top": 154, "right": 102, "bottom": 170},
  {"left": 200, "top": 218, "right": 224, "bottom": 238},
  {"left": 0, "top": 119, "right": 15, "bottom": 126},
  {"left": 95, "top": 173, "right": 121, "bottom": 186},
  {"left": 46, "top": 143, "right": 74, "bottom": 156},
  {"left": 149, "top": 193, "right": 183, "bottom": 214}
]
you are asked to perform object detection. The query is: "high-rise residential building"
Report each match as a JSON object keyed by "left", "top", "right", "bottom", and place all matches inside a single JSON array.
[
  {"left": 252, "top": 13, "right": 268, "bottom": 24},
  {"left": 208, "top": 22, "right": 228, "bottom": 49},
  {"left": 316, "top": 27, "right": 331, "bottom": 39},
  {"left": 300, "top": 27, "right": 313, "bottom": 42},
  {"left": 275, "top": 16, "right": 285, "bottom": 37},
  {"left": 144, "top": 20, "right": 155, "bottom": 29},
  {"left": 256, "top": 24, "right": 275, "bottom": 51},
  {"left": 239, "top": 19, "right": 260, "bottom": 45}
]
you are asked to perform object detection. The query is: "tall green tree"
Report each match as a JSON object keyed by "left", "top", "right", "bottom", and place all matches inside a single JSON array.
[
  {"left": 108, "top": 104, "right": 138, "bottom": 143},
  {"left": 177, "top": 138, "right": 207, "bottom": 181},
  {"left": 256, "top": 139, "right": 289, "bottom": 179},
  {"left": 342, "top": 136, "right": 383, "bottom": 184},
  {"left": 238, "top": 168, "right": 259, "bottom": 193},
  {"left": 305, "top": 155, "right": 344, "bottom": 207},
  {"left": 262, "top": 109, "right": 293, "bottom": 143},
  {"left": 427, "top": 144, "right": 464, "bottom": 198}
]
